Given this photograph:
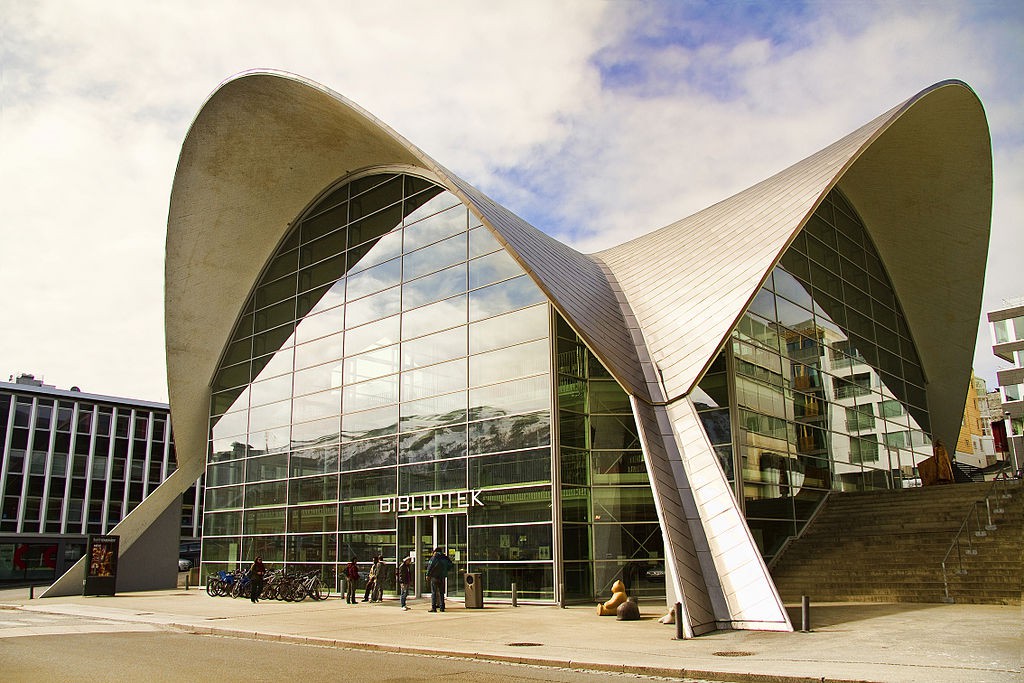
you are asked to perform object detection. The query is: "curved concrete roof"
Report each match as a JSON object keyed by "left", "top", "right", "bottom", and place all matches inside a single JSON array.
[{"left": 598, "top": 80, "right": 991, "bottom": 447}]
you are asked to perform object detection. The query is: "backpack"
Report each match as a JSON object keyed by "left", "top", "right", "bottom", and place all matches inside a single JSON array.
[{"left": 429, "top": 553, "right": 454, "bottom": 579}]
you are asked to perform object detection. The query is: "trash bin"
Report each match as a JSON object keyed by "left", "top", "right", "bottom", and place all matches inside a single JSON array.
[{"left": 464, "top": 572, "right": 483, "bottom": 608}]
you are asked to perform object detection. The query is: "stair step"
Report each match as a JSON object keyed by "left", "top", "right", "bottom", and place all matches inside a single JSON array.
[{"left": 771, "top": 482, "right": 1023, "bottom": 606}]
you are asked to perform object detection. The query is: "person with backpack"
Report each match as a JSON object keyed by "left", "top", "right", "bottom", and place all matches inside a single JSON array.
[{"left": 425, "top": 547, "right": 453, "bottom": 612}]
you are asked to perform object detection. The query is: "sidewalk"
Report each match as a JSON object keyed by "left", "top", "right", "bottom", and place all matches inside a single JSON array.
[{"left": 1, "top": 587, "right": 1020, "bottom": 683}]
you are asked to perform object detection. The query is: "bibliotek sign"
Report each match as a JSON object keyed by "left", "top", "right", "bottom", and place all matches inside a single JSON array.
[{"left": 379, "top": 490, "right": 484, "bottom": 513}]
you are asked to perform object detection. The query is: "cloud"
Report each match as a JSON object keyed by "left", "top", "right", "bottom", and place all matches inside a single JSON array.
[{"left": 0, "top": 0, "right": 1020, "bottom": 400}]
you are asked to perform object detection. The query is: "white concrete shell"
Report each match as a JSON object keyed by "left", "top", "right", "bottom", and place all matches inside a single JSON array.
[{"left": 54, "top": 73, "right": 989, "bottom": 629}]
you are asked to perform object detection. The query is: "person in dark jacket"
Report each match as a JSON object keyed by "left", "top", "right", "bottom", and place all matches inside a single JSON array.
[
  {"left": 425, "top": 548, "right": 453, "bottom": 612},
  {"left": 344, "top": 557, "right": 360, "bottom": 604},
  {"left": 397, "top": 557, "right": 412, "bottom": 610},
  {"left": 248, "top": 556, "right": 265, "bottom": 603}
]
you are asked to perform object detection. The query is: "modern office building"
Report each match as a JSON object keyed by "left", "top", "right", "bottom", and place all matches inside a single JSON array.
[
  {"left": 988, "top": 298, "right": 1024, "bottom": 471},
  {"left": 1, "top": 374, "right": 201, "bottom": 586},
  {"left": 46, "top": 72, "right": 990, "bottom": 637}
]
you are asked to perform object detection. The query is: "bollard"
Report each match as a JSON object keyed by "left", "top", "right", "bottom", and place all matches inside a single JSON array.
[
  {"left": 511, "top": 582, "right": 518, "bottom": 607},
  {"left": 801, "top": 595, "right": 811, "bottom": 632},
  {"left": 674, "top": 602, "right": 684, "bottom": 640},
  {"left": 558, "top": 582, "right": 565, "bottom": 608},
  {"left": 29, "top": 585, "right": 34, "bottom": 600},
  {"left": 185, "top": 573, "right": 190, "bottom": 591}
]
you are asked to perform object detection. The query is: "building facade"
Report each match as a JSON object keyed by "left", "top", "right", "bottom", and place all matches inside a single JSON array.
[
  {"left": 988, "top": 298, "right": 1024, "bottom": 472},
  {"left": 41, "top": 73, "right": 988, "bottom": 636},
  {"left": 0, "top": 374, "right": 201, "bottom": 586}
]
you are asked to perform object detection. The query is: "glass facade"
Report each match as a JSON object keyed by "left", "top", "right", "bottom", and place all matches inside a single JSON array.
[
  {"left": 694, "top": 189, "right": 933, "bottom": 561},
  {"left": 202, "top": 173, "right": 558, "bottom": 598},
  {"left": 0, "top": 382, "right": 201, "bottom": 585},
  {"left": 201, "top": 173, "right": 937, "bottom": 599},
  {"left": 557, "top": 317, "right": 663, "bottom": 600}
]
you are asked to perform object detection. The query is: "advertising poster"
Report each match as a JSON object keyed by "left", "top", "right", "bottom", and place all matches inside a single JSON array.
[{"left": 83, "top": 535, "right": 119, "bottom": 596}]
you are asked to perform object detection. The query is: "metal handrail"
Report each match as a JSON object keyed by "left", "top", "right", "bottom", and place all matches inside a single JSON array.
[{"left": 940, "top": 467, "right": 1017, "bottom": 602}]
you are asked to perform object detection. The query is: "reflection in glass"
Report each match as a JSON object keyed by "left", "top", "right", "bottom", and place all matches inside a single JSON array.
[
  {"left": 469, "top": 226, "right": 502, "bottom": 258},
  {"left": 469, "top": 275, "right": 546, "bottom": 322},
  {"left": 401, "top": 327, "right": 466, "bottom": 370},
  {"left": 399, "top": 458, "right": 467, "bottom": 494},
  {"left": 402, "top": 358, "right": 467, "bottom": 402},
  {"left": 343, "top": 375, "right": 398, "bottom": 409},
  {"left": 469, "top": 304, "right": 548, "bottom": 354},
  {"left": 344, "top": 345, "right": 399, "bottom": 384},
  {"left": 469, "top": 340, "right": 548, "bottom": 387},
  {"left": 345, "top": 286, "right": 400, "bottom": 329},
  {"left": 469, "top": 375, "right": 550, "bottom": 414},
  {"left": 402, "top": 295, "right": 467, "bottom": 340},
  {"left": 294, "top": 333, "right": 343, "bottom": 371},
  {"left": 403, "top": 202, "right": 466, "bottom": 251},
  {"left": 293, "top": 304, "right": 344, "bottom": 344},
  {"left": 403, "top": 233, "right": 466, "bottom": 281},
  {"left": 346, "top": 257, "right": 402, "bottom": 301},
  {"left": 403, "top": 263, "right": 466, "bottom": 310},
  {"left": 398, "top": 424, "right": 468, "bottom": 463},
  {"left": 290, "top": 416, "right": 340, "bottom": 449},
  {"left": 340, "top": 435, "right": 397, "bottom": 471},
  {"left": 341, "top": 405, "right": 398, "bottom": 442},
  {"left": 399, "top": 391, "right": 467, "bottom": 431},
  {"left": 469, "top": 250, "right": 523, "bottom": 290},
  {"left": 344, "top": 316, "right": 399, "bottom": 357}
]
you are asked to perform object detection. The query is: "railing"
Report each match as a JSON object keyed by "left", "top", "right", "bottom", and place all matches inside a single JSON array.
[
  {"left": 940, "top": 466, "right": 1018, "bottom": 602},
  {"left": 766, "top": 491, "right": 832, "bottom": 571}
]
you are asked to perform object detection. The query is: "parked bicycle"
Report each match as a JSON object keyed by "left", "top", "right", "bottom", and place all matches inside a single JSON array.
[{"left": 205, "top": 567, "right": 331, "bottom": 602}]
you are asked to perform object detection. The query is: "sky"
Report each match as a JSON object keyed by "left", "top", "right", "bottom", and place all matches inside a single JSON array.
[{"left": 1, "top": 0, "right": 1021, "bottom": 404}]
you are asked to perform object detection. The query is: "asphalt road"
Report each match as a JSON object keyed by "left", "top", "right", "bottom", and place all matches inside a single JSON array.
[{"left": 0, "top": 612, "right": 716, "bottom": 683}]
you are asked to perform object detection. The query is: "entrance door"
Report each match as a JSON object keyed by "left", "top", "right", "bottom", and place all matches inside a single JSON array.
[{"left": 397, "top": 513, "right": 466, "bottom": 599}]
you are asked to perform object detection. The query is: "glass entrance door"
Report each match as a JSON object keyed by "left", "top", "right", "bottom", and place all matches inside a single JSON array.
[{"left": 397, "top": 513, "right": 466, "bottom": 599}]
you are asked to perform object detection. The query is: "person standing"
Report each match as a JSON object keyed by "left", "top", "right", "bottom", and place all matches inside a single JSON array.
[
  {"left": 397, "top": 557, "right": 412, "bottom": 610},
  {"left": 372, "top": 556, "right": 388, "bottom": 602},
  {"left": 362, "top": 555, "right": 382, "bottom": 602},
  {"left": 248, "top": 556, "right": 265, "bottom": 603},
  {"left": 344, "top": 557, "right": 360, "bottom": 604},
  {"left": 425, "top": 547, "right": 453, "bottom": 612}
]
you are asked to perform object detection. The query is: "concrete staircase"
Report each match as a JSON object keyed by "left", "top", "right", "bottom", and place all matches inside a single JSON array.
[{"left": 770, "top": 480, "right": 1023, "bottom": 605}]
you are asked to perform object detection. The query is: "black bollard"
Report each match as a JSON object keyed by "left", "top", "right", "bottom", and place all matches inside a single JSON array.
[
  {"left": 801, "top": 595, "right": 811, "bottom": 632},
  {"left": 674, "top": 602, "right": 684, "bottom": 640}
]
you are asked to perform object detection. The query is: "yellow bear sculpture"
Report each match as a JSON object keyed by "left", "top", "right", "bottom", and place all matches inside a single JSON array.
[{"left": 597, "top": 579, "right": 628, "bottom": 616}]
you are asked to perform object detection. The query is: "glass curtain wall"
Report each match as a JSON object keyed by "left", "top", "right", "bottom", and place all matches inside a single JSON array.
[
  {"left": 557, "top": 317, "right": 664, "bottom": 602},
  {"left": 694, "top": 188, "right": 933, "bottom": 561},
  {"left": 202, "top": 172, "right": 556, "bottom": 599}
]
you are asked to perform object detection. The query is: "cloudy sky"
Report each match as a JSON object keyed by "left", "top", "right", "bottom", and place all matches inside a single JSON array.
[{"left": 2, "top": 0, "right": 1021, "bottom": 403}]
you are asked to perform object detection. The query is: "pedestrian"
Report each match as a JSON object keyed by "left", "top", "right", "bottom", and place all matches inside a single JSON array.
[
  {"left": 362, "top": 554, "right": 381, "bottom": 602},
  {"left": 425, "top": 547, "right": 454, "bottom": 612},
  {"left": 397, "top": 557, "right": 412, "bottom": 610},
  {"left": 344, "top": 557, "right": 360, "bottom": 604},
  {"left": 248, "top": 556, "right": 265, "bottom": 603},
  {"left": 372, "top": 556, "right": 388, "bottom": 602}
]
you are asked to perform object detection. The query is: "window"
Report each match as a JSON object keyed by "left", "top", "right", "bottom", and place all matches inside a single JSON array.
[
  {"left": 850, "top": 435, "right": 879, "bottom": 463},
  {"left": 845, "top": 405, "right": 874, "bottom": 431},
  {"left": 834, "top": 373, "right": 871, "bottom": 399},
  {"left": 879, "top": 399, "right": 904, "bottom": 418}
]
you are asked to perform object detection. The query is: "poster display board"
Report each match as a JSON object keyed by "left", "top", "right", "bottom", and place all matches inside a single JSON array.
[{"left": 83, "top": 535, "right": 119, "bottom": 596}]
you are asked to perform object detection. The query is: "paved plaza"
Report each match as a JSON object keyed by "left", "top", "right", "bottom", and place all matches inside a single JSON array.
[{"left": 0, "top": 587, "right": 1020, "bottom": 682}]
